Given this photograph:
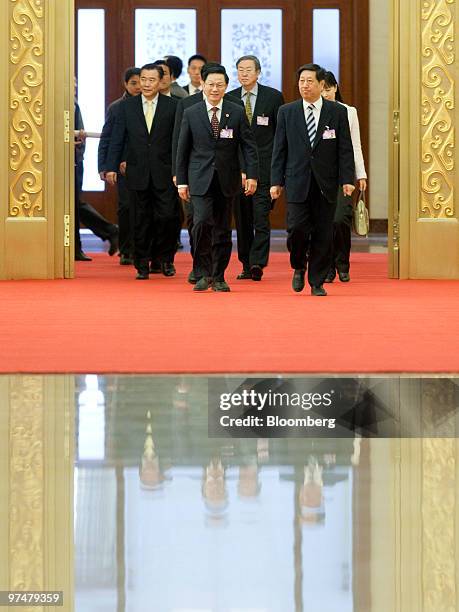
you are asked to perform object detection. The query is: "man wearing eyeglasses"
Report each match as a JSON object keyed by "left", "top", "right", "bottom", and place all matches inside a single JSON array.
[
  {"left": 228, "top": 55, "right": 284, "bottom": 282},
  {"left": 176, "top": 63, "right": 259, "bottom": 292}
]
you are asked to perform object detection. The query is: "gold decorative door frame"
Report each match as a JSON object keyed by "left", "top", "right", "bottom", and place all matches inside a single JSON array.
[
  {"left": 390, "top": 0, "right": 459, "bottom": 279},
  {"left": 0, "top": 375, "right": 74, "bottom": 611},
  {"left": 0, "top": 0, "right": 74, "bottom": 280}
]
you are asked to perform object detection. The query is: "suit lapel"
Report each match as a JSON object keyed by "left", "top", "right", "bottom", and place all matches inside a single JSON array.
[
  {"left": 149, "top": 94, "right": 165, "bottom": 138},
  {"left": 134, "top": 95, "right": 149, "bottom": 136},
  {"left": 219, "top": 99, "right": 233, "bottom": 130},
  {"left": 312, "top": 99, "right": 332, "bottom": 150},
  {"left": 295, "top": 100, "right": 310, "bottom": 149},
  {"left": 197, "top": 101, "right": 214, "bottom": 137}
]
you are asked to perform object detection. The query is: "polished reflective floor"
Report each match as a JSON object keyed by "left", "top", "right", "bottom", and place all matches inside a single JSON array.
[{"left": 1, "top": 374, "right": 458, "bottom": 612}]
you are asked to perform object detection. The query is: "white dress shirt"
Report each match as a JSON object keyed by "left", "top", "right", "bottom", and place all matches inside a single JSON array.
[
  {"left": 241, "top": 82, "right": 259, "bottom": 112},
  {"left": 205, "top": 98, "right": 223, "bottom": 123},
  {"left": 142, "top": 93, "right": 159, "bottom": 123},
  {"left": 302, "top": 95, "right": 323, "bottom": 129},
  {"left": 340, "top": 102, "right": 367, "bottom": 180}
]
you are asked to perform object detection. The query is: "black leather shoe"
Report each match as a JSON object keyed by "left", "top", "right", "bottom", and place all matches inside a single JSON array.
[
  {"left": 120, "top": 254, "right": 133, "bottom": 265},
  {"left": 108, "top": 228, "right": 119, "bottom": 256},
  {"left": 136, "top": 271, "right": 149, "bottom": 280},
  {"left": 324, "top": 269, "right": 336, "bottom": 283},
  {"left": 149, "top": 259, "right": 162, "bottom": 273},
  {"left": 237, "top": 269, "right": 252, "bottom": 280},
  {"left": 250, "top": 265, "right": 263, "bottom": 281},
  {"left": 311, "top": 285, "right": 327, "bottom": 296},
  {"left": 193, "top": 277, "right": 210, "bottom": 291},
  {"left": 162, "top": 262, "right": 176, "bottom": 277},
  {"left": 188, "top": 270, "right": 197, "bottom": 284},
  {"left": 338, "top": 271, "right": 350, "bottom": 282},
  {"left": 292, "top": 269, "right": 305, "bottom": 292},
  {"left": 212, "top": 280, "right": 231, "bottom": 292},
  {"left": 75, "top": 251, "right": 92, "bottom": 261}
]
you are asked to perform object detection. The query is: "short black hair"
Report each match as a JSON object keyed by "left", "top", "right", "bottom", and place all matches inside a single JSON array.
[
  {"left": 164, "top": 55, "right": 183, "bottom": 79},
  {"left": 188, "top": 54, "right": 207, "bottom": 65},
  {"left": 140, "top": 63, "right": 164, "bottom": 79},
  {"left": 124, "top": 67, "right": 141, "bottom": 83},
  {"left": 236, "top": 55, "right": 261, "bottom": 72},
  {"left": 201, "top": 63, "right": 229, "bottom": 85},
  {"left": 296, "top": 63, "right": 326, "bottom": 82},
  {"left": 323, "top": 70, "right": 344, "bottom": 103},
  {"left": 152, "top": 59, "right": 170, "bottom": 73}
]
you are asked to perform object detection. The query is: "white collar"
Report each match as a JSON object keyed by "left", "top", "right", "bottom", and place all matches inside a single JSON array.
[
  {"left": 142, "top": 93, "right": 159, "bottom": 105},
  {"left": 242, "top": 83, "right": 259, "bottom": 97},
  {"left": 205, "top": 98, "right": 223, "bottom": 112},
  {"left": 303, "top": 96, "right": 323, "bottom": 112}
]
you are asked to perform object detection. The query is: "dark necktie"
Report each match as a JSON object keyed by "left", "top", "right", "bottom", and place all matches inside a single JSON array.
[
  {"left": 306, "top": 104, "right": 317, "bottom": 146},
  {"left": 211, "top": 107, "right": 220, "bottom": 139}
]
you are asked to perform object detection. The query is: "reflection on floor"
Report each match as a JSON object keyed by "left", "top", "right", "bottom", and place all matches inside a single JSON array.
[
  {"left": 75, "top": 375, "right": 367, "bottom": 612},
  {"left": 81, "top": 229, "right": 388, "bottom": 255}
]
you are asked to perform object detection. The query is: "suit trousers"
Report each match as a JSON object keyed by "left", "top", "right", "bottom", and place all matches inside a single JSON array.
[
  {"left": 287, "top": 176, "right": 336, "bottom": 287},
  {"left": 234, "top": 182, "right": 271, "bottom": 270},
  {"left": 117, "top": 174, "right": 134, "bottom": 256},
  {"left": 191, "top": 172, "right": 234, "bottom": 281},
  {"left": 132, "top": 176, "right": 179, "bottom": 272},
  {"left": 75, "top": 161, "right": 117, "bottom": 253},
  {"left": 330, "top": 191, "right": 353, "bottom": 273}
]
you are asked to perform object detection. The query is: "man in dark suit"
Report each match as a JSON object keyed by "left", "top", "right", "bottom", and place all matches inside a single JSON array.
[
  {"left": 228, "top": 55, "right": 284, "bottom": 282},
  {"left": 98, "top": 67, "right": 141, "bottom": 265},
  {"left": 183, "top": 54, "right": 207, "bottom": 95},
  {"left": 271, "top": 63, "right": 355, "bottom": 296},
  {"left": 105, "top": 64, "right": 179, "bottom": 280},
  {"left": 172, "top": 63, "right": 244, "bottom": 284},
  {"left": 176, "top": 63, "right": 258, "bottom": 292}
]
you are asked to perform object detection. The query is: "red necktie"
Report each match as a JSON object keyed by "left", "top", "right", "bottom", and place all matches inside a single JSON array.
[{"left": 211, "top": 107, "right": 219, "bottom": 139}]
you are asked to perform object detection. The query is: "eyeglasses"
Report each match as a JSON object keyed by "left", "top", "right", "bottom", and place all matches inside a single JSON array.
[{"left": 205, "top": 82, "right": 226, "bottom": 89}]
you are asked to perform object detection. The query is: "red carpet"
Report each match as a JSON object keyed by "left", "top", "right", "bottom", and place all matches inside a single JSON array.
[{"left": 1, "top": 252, "right": 458, "bottom": 373}]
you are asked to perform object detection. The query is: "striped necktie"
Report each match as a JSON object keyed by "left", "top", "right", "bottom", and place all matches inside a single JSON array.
[
  {"left": 211, "top": 107, "right": 220, "bottom": 139},
  {"left": 245, "top": 92, "right": 253, "bottom": 123},
  {"left": 306, "top": 104, "right": 316, "bottom": 146}
]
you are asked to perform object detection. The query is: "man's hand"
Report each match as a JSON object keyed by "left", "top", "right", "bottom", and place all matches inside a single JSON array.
[
  {"left": 343, "top": 184, "right": 355, "bottom": 197},
  {"left": 178, "top": 186, "right": 190, "bottom": 202},
  {"left": 119, "top": 162, "right": 127, "bottom": 176},
  {"left": 244, "top": 178, "right": 257, "bottom": 196},
  {"left": 106, "top": 172, "right": 117, "bottom": 186},
  {"left": 241, "top": 172, "right": 247, "bottom": 189},
  {"left": 74, "top": 129, "right": 86, "bottom": 146},
  {"left": 172, "top": 175, "right": 177, "bottom": 187},
  {"left": 270, "top": 185, "right": 283, "bottom": 200},
  {"left": 358, "top": 178, "right": 367, "bottom": 192},
  {"left": 99, "top": 171, "right": 106, "bottom": 181}
]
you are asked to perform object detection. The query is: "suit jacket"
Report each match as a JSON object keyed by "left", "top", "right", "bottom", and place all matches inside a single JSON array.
[
  {"left": 106, "top": 93, "right": 178, "bottom": 191},
  {"left": 172, "top": 92, "right": 244, "bottom": 176},
  {"left": 271, "top": 98, "right": 355, "bottom": 203},
  {"left": 170, "top": 81, "right": 188, "bottom": 99},
  {"left": 227, "top": 84, "right": 284, "bottom": 183},
  {"left": 98, "top": 92, "right": 129, "bottom": 173},
  {"left": 176, "top": 98, "right": 259, "bottom": 197}
]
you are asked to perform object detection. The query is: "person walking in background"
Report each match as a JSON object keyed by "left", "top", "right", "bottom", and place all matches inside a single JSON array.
[
  {"left": 183, "top": 54, "right": 207, "bottom": 95},
  {"left": 105, "top": 64, "right": 178, "bottom": 280},
  {"left": 176, "top": 63, "right": 258, "bottom": 292},
  {"left": 164, "top": 55, "right": 188, "bottom": 99},
  {"left": 228, "top": 55, "right": 284, "bottom": 282},
  {"left": 270, "top": 63, "right": 355, "bottom": 296},
  {"left": 322, "top": 71, "right": 367, "bottom": 283},
  {"left": 75, "top": 80, "right": 119, "bottom": 262},
  {"left": 98, "top": 67, "right": 141, "bottom": 265}
]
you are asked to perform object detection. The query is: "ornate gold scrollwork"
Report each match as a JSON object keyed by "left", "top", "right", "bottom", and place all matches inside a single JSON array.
[
  {"left": 9, "top": 376, "right": 44, "bottom": 592},
  {"left": 421, "top": 0, "right": 455, "bottom": 218},
  {"left": 9, "top": 0, "right": 44, "bottom": 218}
]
